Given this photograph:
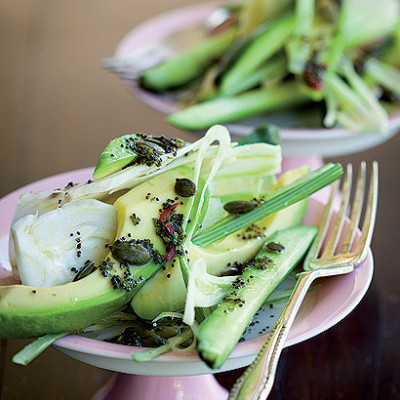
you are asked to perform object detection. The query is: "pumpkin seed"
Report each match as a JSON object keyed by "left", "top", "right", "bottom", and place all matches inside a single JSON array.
[
  {"left": 265, "top": 241, "right": 285, "bottom": 253},
  {"left": 117, "top": 327, "right": 167, "bottom": 347},
  {"left": 73, "top": 260, "right": 97, "bottom": 282},
  {"left": 174, "top": 178, "right": 196, "bottom": 197},
  {"left": 218, "top": 265, "right": 242, "bottom": 277},
  {"left": 111, "top": 241, "right": 152, "bottom": 265},
  {"left": 223, "top": 200, "right": 255, "bottom": 215},
  {"left": 153, "top": 325, "right": 180, "bottom": 339}
]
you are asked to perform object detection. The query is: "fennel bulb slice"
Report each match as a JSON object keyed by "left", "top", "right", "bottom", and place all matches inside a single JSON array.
[
  {"left": 11, "top": 198, "right": 117, "bottom": 287},
  {"left": 11, "top": 190, "right": 67, "bottom": 224},
  {"left": 183, "top": 258, "right": 236, "bottom": 326},
  {"left": 183, "top": 124, "right": 232, "bottom": 242}
]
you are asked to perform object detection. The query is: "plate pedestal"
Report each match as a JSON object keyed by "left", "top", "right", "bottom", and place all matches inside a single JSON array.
[{"left": 92, "top": 373, "right": 228, "bottom": 400}]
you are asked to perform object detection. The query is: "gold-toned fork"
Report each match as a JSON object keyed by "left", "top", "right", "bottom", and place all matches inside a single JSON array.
[{"left": 229, "top": 161, "right": 378, "bottom": 400}]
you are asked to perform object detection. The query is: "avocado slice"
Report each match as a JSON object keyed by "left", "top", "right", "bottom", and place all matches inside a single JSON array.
[
  {"left": 0, "top": 166, "right": 194, "bottom": 339},
  {"left": 130, "top": 166, "right": 311, "bottom": 320},
  {"left": 93, "top": 133, "right": 185, "bottom": 180},
  {"left": 130, "top": 233, "right": 267, "bottom": 320}
]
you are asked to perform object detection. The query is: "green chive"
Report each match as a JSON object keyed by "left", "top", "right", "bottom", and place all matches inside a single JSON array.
[{"left": 192, "top": 163, "right": 343, "bottom": 247}]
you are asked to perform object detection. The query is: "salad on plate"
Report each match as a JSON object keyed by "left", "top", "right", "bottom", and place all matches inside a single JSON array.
[
  {"left": 0, "top": 125, "right": 343, "bottom": 368},
  {"left": 113, "top": 0, "right": 400, "bottom": 134}
]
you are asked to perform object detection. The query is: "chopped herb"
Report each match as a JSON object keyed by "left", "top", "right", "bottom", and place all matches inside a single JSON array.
[
  {"left": 130, "top": 213, "right": 141, "bottom": 226},
  {"left": 153, "top": 203, "right": 186, "bottom": 262},
  {"left": 72, "top": 260, "right": 97, "bottom": 282}
]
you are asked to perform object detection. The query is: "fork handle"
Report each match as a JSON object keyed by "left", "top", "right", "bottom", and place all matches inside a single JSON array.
[{"left": 229, "top": 271, "right": 318, "bottom": 400}]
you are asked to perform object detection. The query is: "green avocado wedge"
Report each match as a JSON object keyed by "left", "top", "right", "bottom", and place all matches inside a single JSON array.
[
  {"left": 92, "top": 133, "right": 185, "bottom": 180},
  {"left": 0, "top": 275, "right": 133, "bottom": 339},
  {"left": 0, "top": 166, "right": 194, "bottom": 339},
  {"left": 140, "top": 28, "right": 237, "bottom": 92},
  {"left": 130, "top": 166, "right": 311, "bottom": 320}
]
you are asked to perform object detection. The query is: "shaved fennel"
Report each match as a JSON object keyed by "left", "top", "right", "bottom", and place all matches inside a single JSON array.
[
  {"left": 183, "top": 258, "right": 236, "bottom": 326},
  {"left": 11, "top": 198, "right": 117, "bottom": 286}
]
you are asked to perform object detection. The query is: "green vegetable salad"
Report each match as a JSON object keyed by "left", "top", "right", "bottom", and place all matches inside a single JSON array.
[
  {"left": 139, "top": 0, "right": 400, "bottom": 134},
  {"left": 1, "top": 125, "right": 342, "bottom": 367}
]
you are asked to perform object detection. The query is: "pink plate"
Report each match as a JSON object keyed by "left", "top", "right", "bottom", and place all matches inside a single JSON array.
[
  {"left": 112, "top": 1, "right": 400, "bottom": 157},
  {"left": 0, "top": 167, "right": 374, "bottom": 377}
]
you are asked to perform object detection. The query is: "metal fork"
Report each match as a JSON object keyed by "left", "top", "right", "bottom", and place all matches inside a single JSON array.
[{"left": 229, "top": 161, "right": 379, "bottom": 400}]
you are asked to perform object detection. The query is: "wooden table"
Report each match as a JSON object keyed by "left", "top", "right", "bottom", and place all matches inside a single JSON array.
[{"left": 1, "top": 1, "right": 399, "bottom": 399}]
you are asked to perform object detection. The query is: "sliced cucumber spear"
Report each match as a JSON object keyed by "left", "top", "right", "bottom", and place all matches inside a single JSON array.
[
  {"left": 167, "top": 81, "right": 310, "bottom": 130},
  {"left": 12, "top": 332, "right": 69, "bottom": 366},
  {"left": 219, "top": 13, "right": 296, "bottom": 94},
  {"left": 196, "top": 225, "right": 317, "bottom": 370},
  {"left": 140, "top": 28, "right": 237, "bottom": 92}
]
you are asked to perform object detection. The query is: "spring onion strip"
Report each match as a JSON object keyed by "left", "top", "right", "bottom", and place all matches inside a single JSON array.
[
  {"left": 182, "top": 257, "right": 235, "bottom": 326},
  {"left": 12, "top": 332, "right": 69, "bottom": 366},
  {"left": 179, "top": 254, "right": 209, "bottom": 325},
  {"left": 184, "top": 125, "right": 231, "bottom": 241},
  {"left": 192, "top": 163, "right": 343, "bottom": 247},
  {"left": 286, "top": 0, "right": 315, "bottom": 74},
  {"left": 169, "top": 330, "right": 197, "bottom": 353},
  {"left": 68, "top": 126, "right": 229, "bottom": 201},
  {"left": 365, "top": 58, "right": 400, "bottom": 96},
  {"left": 152, "top": 312, "right": 185, "bottom": 323},
  {"left": 339, "top": 58, "right": 388, "bottom": 134},
  {"left": 323, "top": 90, "right": 338, "bottom": 128}
]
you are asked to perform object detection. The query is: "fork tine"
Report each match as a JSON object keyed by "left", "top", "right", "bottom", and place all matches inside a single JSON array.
[
  {"left": 321, "top": 164, "right": 353, "bottom": 258},
  {"left": 305, "top": 177, "right": 340, "bottom": 263},
  {"left": 340, "top": 161, "right": 366, "bottom": 253},
  {"left": 354, "top": 161, "right": 379, "bottom": 263}
]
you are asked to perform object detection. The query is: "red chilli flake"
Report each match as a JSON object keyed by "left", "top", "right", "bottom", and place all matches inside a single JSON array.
[
  {"left": 165, "top": 222, "right": 174, "bottom": 234},
  {"left": 166, "top": 246, "right": 176, "bottom": 261},
  {"left": 158, "top": 202, "right": 180, "bottom": 222},
  {"left": 303, "top": 61, "right": 327, "bottom": 91}
]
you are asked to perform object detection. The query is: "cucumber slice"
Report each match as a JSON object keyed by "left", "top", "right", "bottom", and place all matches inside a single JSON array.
[
  {"left": 140, "top": 29, "right": 237, "bottom": 92},
  {"left": 167, "top": 82, "right": 309, "bottom": 130},
  {"left": 196, "top": 225, "right": 317, "bottom": 369}
]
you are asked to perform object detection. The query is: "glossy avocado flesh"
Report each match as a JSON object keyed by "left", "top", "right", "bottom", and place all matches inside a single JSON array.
[
  {"left": 130, "top": 232, "right": 267, "bottom": 320},
  {"left": 93, "top": 133, "right": 185, "bottom": 179},
  {"left": 0, "top": 271, "right": 133, "bottom": 339},
  {"left": 130, "top": 166, "right": 311, "bottom": 320},
  {"left": 0, "top": 166, "right": 194, "bottom": 339}
]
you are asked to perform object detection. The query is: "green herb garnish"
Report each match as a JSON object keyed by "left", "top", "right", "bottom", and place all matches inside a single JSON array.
[{"left": 192, "top": 162, "right": 343, "bottom": 247}]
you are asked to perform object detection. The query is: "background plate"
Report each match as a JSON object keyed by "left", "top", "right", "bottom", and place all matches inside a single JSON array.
[{"left": 113, "top": 1, "right": 400, "bottom": 157}]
